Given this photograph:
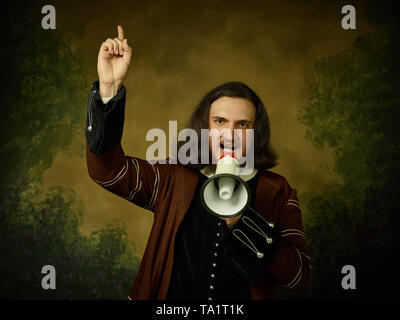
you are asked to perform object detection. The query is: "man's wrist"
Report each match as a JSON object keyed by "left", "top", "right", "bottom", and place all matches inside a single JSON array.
[{"left": 99, "top": 81, "right": 122, "bottom": 98}]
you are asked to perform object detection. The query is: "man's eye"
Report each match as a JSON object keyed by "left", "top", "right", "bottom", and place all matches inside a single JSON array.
[
  {"left": 216, "top": 119, "right": 224, "bottom": 124},
  {"left": 239, "top": 123, "right": 248, "bottom": 128}
]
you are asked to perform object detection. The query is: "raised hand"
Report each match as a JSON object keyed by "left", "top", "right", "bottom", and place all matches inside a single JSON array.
[{"left": 97, "top": 25, "right": 132, "bottom": 98}]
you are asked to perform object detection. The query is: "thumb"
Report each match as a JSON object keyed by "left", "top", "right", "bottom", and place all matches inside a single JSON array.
[{"left": 122, "top": 39, "right": 132, "bottom": 64}]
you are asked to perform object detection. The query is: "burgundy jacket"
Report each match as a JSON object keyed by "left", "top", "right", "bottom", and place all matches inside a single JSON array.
[{"left": 85, "top": 81, "right": 311, "bottom": 300}]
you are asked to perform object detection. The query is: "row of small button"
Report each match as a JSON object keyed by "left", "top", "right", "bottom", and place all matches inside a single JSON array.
[{"left": 208, "top": 221, "right": 223, "bottom": 300}]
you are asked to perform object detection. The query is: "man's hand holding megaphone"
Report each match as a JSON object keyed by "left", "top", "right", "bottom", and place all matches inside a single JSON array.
[
  {"left": 221, "top": 213, "right": 242, "bottom": 229},
  {"left": 222, "top": 206, "right": 281, "bottom": 284}
]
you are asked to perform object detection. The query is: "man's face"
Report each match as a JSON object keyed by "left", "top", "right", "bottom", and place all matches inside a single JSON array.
[{"left": 208, "top": 96, "right": 256, "bottom": 162}]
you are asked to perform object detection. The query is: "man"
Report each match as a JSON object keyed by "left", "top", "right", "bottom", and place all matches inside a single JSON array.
[{"left": 86, "top": 25, "right": 311, "bottom": 300}]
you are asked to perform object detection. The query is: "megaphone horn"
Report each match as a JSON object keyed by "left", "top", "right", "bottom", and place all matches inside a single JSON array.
[{"left": 200, "top": 154, "right": 251, "bottom": 218}]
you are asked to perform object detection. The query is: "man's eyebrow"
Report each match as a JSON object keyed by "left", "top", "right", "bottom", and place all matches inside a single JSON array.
[
  {"left": 236, "top": 119, "right": 252, "bottom": 123},
  {"left": 211, "top": 116, "right": 228, "bottom": 122},
  {"left": 211, "top": 116, "right": 226, "bottom": 120},
  {"left": 211, "top": 116, "right": 252, "bottom": 122}
]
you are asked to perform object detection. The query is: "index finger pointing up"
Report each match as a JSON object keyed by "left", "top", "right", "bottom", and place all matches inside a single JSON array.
[{"left": 117, "top": 25, "right": 124, "bottom": 40}]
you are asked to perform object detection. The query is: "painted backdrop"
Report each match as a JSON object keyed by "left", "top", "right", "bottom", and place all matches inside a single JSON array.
[{"left": 1, "top": 0, "right": 399, "bottom": 299}]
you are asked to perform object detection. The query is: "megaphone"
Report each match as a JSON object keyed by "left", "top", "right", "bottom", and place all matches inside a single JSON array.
[{"left": 200, "top": 154, "right": 251, "bottom": 218}]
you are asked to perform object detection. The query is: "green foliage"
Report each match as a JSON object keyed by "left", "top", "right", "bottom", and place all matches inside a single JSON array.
[
  {"left": 0, "top": 181, "right": 140, "bottom": 300},
  {"left": 0, "top": 1, "right": 140, "bottom": 299},
  {"left": 0, "top": 1, "right": 87, "bottom": 189},
  {"left": 297, "top": 3, "right": 400, "bottom": 299}
]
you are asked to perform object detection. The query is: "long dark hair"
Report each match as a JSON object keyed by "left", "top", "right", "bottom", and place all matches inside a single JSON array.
[{"left": 177, "top": 81, "right": 279, "bottom": 170}]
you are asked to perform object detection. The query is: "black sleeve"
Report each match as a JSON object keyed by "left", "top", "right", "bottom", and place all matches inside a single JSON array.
[
  {"left": 85, "top": 80, "right": 126, "bottom": 155},
  {"left": 222, "top": 207, "right": 281, "bottom": 284}
]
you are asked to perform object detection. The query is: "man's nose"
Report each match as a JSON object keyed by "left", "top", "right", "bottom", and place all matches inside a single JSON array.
[{"left": 220, "top": 126, "right": 235, "bottom": 141}]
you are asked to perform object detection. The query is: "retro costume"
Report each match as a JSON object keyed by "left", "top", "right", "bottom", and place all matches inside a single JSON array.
[{"left": 85, "top": 81, "right": 311, "bottom": 300}]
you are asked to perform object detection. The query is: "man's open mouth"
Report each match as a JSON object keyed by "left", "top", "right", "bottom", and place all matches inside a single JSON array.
[{"left": 220, "top": 143, "right": 237, "bottom": 151}]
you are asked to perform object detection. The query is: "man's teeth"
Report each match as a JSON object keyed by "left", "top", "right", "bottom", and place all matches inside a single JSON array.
[{"left": 221, "top": 144, "right": 236, "bottom": 150}]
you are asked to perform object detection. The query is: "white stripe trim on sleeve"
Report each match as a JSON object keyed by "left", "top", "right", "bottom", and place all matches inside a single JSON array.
[
  {"left": 125, "top": 158, "right": 142, "bottom": 202},
  {"left": 148, "top": 164, "right": 160, "bottom": 210},
  {"left": 285, "top": 247, "right": 303, "bottom": 289},
  {"left": 287, "top": 202, "right": 301, "bottom": 210},
  {"left": 127, "top": 179, "right": 142, "bottom": 201},
  {"left": 91, "top": 158, "right": 128, "bottom": 187},
  {"left": 281, "top": 228, "right": 305, "bottom": 239},
  {"left": 282, "top": 232, "right": 306, "bottom": 239},
  {"left": 131, "top": 158, "right": 140, "bottom": 189},
  {"left": 288, "top": 199, "right": 300, "bottom": 205}
]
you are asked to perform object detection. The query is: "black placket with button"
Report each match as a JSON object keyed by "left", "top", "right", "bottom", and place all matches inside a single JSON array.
[{"left": 167, "top": 171, "right": 259, "bottom": 300}]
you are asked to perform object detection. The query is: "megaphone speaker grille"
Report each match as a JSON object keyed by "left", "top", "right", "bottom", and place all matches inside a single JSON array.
[{"left": 200, "top": 173, "right": 251, "bottom": 218}]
